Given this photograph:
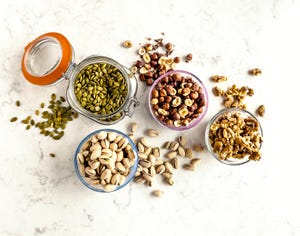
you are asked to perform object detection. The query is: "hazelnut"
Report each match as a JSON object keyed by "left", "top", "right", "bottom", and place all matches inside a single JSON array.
[
  {"left": 181, "top": 119, "right": 190, "bottom": 126},
  {"left": 185, "top": 53, "right": 193, "bottom": 62},
  {"left": 178, "top": 107, "right": 189, "bottom": 118},
  {"left": 151, "top": 89, "right": 159, "bottom": 98},
  {"left": 139, "top": 74, "right": 146, "bottom": 81},
  {"left": 143, "top": 53, "right": 151, "bottom": 63},
  {"left": 189, "top": 103, "right": 198, "bottom": 112},
  {"left": 150, "top": 61, "right": 158, "bottom": 67},
  {"left": 150, "top": 98, "right": 159, "bottom": 105},
  {"left": 171, "top": 96, "right": 182, "bottom": 107},
  {"left": 145, "top": 43, "right": 153, "bottom": 52},
  {"left": 166, "top": 85, "right": 177, "bottom": 95},
  {"left": 144, "top": 64, "right": 152, "bottom": 70},
  {"left": 145, "top": 71, "right": 154, "bottom": 78},
  {"left": 174, "top": 120, "right": 182, "bottom": 127},
  {"left": 152, "top": 104, "right": 159, "bottom": 110},
  {"left": 190, "top": 91, "right": 199, "bottom": 100},
  {"left": 158, "top": 108, "right": 169, "bottom": 116},
  {"left": 130, "top": 66, "right": 138, "bottom": 74},
  {"left": 184, "top": 98, "right": 194, "bottom": 107},
  {"left": 166, "top": 119, "right": 174, "bottom": 126},
  {"left": 174, "top": 57, "right": 181, "bottom": 63},
  {"left": 165, "top": 96, "right": 172, "bottom": 103},
  {"left": 182, "top": 88, "right": 191, "bottom": 96},
  {"left": 160, "top": 89, "right": 167, "bottom": 97},
  {"left": 139, "top": 67, "right": 148, "bottom": 74},
  {"left": 162, "top": 103, "right": 170, "bottom": 110},
  {"left": 135, "top": 60, "right": 144, "bottom": 68},
  {"left": 122, "top": 40, "right": 133, "bottom": 48},
  {"left": 158, "top": 56, "right": 168, "bottom": 65},
  {"left": 151, "top": 53, "right": 158, "bottom": 61},
  {"left": 161, "top": 76, "right": 169, "bottom": 84},
  {"left": 172, "top": 73, "right": 181, "bottom": 81},
  {"left": 172, "top": 112, "right": 181, "bottom": 120},
  {"left": 159, "top": 96, "right": 165, "bottom": 103},
  {"left": 138, "top": 47, "right": 146, "bottom": 55},
  {"left": 146, "top": 78, "right": 154, "bottom": 85},
  {"left": 165, "top": 43, "right": 173, "bottom": 51}
]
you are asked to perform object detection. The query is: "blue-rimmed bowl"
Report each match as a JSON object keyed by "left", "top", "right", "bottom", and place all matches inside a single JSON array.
[{"left": 74, "top": 128, "right": 138, "bottom": 192}]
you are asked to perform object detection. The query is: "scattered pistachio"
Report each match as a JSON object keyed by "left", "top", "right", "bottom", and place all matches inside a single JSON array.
[{"left": 152, "top": 190, "right": 164, "bottom": 197}]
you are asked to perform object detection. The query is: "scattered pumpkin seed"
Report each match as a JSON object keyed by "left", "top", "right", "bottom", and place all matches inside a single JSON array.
[
  {"left": 10, "top": 117, "right": 18, "bottom": 122},
  {"left": 15, "top": 100, "right": 21, "bottom": 107},
  {"left": 49, "top": 153, "right": 56, "bottom": 158}
]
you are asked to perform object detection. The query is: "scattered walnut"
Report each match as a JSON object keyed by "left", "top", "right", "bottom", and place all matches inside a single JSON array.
[
  {"left": 249, "top": 68, "right": 262, "bottom": 76},
  {"left": 257, "top": 105, "right": 265, "bottom": 117},
  {"left": 210, "top": 75, "right": 227, "bottom": 82},
  {"left": 212, "top": 84, "right": 254, "bottom": 109},
  {"left": 212, "top": 86, "right": 223, "bottom": 96}
]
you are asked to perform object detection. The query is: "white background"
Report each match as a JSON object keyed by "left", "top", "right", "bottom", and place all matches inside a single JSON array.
[{"left": 0, "top": 0, "right": 299, "bottom": 235}]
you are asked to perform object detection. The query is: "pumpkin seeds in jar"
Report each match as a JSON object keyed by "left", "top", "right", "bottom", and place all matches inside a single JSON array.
[{"left": 74, "top": 63, "right": 128, "bottom": 115}]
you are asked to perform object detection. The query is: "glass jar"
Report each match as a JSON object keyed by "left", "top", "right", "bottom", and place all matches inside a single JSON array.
[{"left": 21, "top": 32, "right": 139, "bottom": 125}]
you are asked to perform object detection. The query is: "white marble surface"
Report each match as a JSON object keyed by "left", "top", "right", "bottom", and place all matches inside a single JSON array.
[{"left": 1, "top": 0, "right": 300, "bottom": 235}]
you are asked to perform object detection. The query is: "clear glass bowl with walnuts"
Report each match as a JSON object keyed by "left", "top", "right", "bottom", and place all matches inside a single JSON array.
[
  {"left": 74, "top": 129, "right": 138, "bottom": 192},
  {"left": 148, "top": 70, "right": 209, "bottom": 131},
  {"left": 205, "top": 108, "right": 263, "bottom": 166}
]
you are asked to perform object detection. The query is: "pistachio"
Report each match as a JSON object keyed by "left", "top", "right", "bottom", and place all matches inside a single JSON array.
[
  {"left": 146, "top": 129, "right": 159, "bottom": 137},
  {"left": 103, "top": 184, "right": 117, "bottom": 192},
  {"left": 190, "top": 158, "right": 201, "bottom": 166},
  {"left": 183, "top": 163, "right": 195, "bottom": 171},
  {"left": 152, "top": 190, "right": 164, "bottom": 197},
  {"left": 165, "top": 151, "right": 177, "bottom": 159}
]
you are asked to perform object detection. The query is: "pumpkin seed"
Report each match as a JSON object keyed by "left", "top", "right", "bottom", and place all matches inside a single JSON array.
[
  {"left": 15, "top": 100, "right": 21, "bottom": 107},
  {"left": 74, "top": 62, "right": 128, "bottom": 116},
  {"left": 10, "top": 117, "right": 18, "bottom": 122}
]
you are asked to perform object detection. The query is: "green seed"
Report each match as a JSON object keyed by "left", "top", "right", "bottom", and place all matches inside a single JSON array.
[
  {"left": 16, "top": 100, "right": 21, "bottom": 107},
  {"left": 51, "top": 93, "right": 57, "bottom": 101},
  {"left": 49, "top": 153, "right": 56, "bottom": 158},
  {"left": 30, "top": 120, "right": 35, "bottom": 126},
  {"left": 35, "top": 110, "right": 40, "bottom": 116},
  {"left": 40, "top": 102, "right": 45, "bottom": 109},
  {"left": 26, "top": 125, "right": 31, "bottom": 130},
  {"left": 10, "top": 117, "right": 18, "bottom": 122},
  {"left": 60, "top": 96, "right": 66, "bottom": 102}
]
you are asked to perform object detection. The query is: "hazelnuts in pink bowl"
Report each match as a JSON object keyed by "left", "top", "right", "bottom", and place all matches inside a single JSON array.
[{"left": 148, "top": 70, "right": 209, "bottom": 131}]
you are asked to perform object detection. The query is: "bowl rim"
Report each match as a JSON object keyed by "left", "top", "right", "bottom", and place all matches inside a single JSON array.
[
  {"left": 74, "top": 128, "right": 138, "bottom": 192},
  {"left": 204, "top": 107, "right": 263, "bottom": 166},
  {"left": 148, "top": 69, "right": 209, "bottom": 131}
]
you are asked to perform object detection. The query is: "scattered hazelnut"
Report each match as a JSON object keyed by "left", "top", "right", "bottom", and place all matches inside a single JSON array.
[
  {"left": 174, "top": 57, "right": 181, "bottom": 63},
  {"left": 185, "top": 53, "right": 193, "bottom": 62},
  {"left": 122, "top": 40, "right": 133, "bottom": 48}
]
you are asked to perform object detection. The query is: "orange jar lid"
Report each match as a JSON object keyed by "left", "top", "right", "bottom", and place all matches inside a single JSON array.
[{"left": 21, "top": 32, "right": 73, "bottom": 85}]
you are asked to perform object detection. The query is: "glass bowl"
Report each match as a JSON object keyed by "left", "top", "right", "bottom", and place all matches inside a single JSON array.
[
  {"left": 148, "top": 70, "right": 209, "bottom": 131},
  {"left": 205, "top": 108, "right": 263, "bottom": 166},
  {"left": 74, "top": 128, "right": 138, "bottom": 192}
]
